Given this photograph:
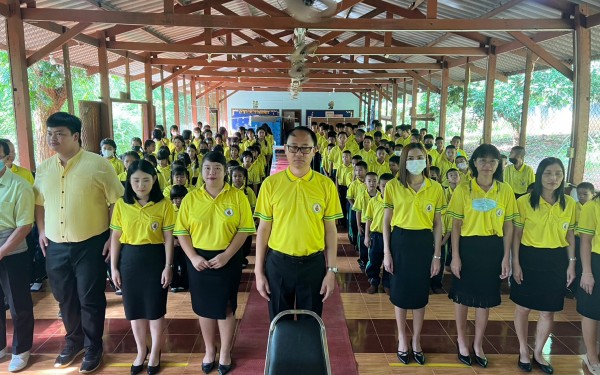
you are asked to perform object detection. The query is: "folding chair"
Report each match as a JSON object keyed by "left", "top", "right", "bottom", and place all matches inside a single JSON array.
[{"left": 264, "top": 309, "right": 332, "bottom": 375}]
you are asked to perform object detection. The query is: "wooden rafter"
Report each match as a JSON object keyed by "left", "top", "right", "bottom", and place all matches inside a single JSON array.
[
  {"left": 508, "top": 31, "right": 573, "bottom": 80},
  {"left": 26, "top": 22, "right": 90, "bottom": 66},
  {"left": 405, "top": 70, "right": 440, "bottom": 94},
  {"left": 152, "top": 65, "right": 193, "bottom": 89},
  {"left": 148, "top": 59, "right": 442, "bottom": 70}
]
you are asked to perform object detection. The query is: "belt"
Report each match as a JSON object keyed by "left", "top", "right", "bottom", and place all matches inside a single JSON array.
[{"left": 270, "top": 249, "right": 324, "bottom": 263}]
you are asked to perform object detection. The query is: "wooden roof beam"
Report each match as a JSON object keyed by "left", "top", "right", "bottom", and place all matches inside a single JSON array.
[
  {"left": 405, "top": 70, "right": 440, "bottom": 94},
  {"left": 152, "top": 65, "right": 193, "bottom": 89},
  {"left": 508, "top": 31, "right": 573, "bottom": 80},
  {"left": 26, "top": 22, "right": 90, "bottom": 66},
  {"left": 149, "top": 59, "right": 442, "bottom": 70},
  {"left": 468, "top": 64, "right": 508, "bottom": 83}
]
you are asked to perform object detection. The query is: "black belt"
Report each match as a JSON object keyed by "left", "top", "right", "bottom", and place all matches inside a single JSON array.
[{"left": 270, "top": 249, "right": 324, "bottom": 264}]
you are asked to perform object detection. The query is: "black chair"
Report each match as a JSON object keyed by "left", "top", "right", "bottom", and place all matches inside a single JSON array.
[{"left": 264, "top": 310, "right": 331, "bottom": 375}]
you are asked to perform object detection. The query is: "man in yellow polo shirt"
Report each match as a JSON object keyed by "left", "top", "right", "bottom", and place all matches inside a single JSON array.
[
  {"left": 33, "top": 112, "right": 124, "bottom": 373},
  {"left": 254, "top": 127, "right": 343, "bottom": 320},
  {"left": 0, "top": 139, "right": 34, "bottom": 185},
  {"left": 504, "top": 146, "right": 535, "bottom": 199},
  {"left": 0, "top": 139, "right": 35, "bottom": 372}
]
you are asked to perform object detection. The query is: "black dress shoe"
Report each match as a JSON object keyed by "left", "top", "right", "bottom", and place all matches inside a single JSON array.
[
  {"left": 202, "top": 360, "right": 216, "bottom": 374},
  {"left": 80, "top": 348, "right": 103, "bottom": 373},
  {"left": 472, "top": 344, "right": 488, "bottom": 368},
  {"left": 518, "top": 355, "right": 532, "bottom": 372},
  {"left": 533, "top": 357, "right": 554, "bottom": 374},
  {"left": 456, "top": 342, "right": 471, "bottom": 366},
  {"left": 54, "top": 346, "right": 85, "bottom": 368},
  {"left": 396, "top": 350, "right": 410, "bottom": 365},
  {"left": 218, "top": 363, "right": 233, "bottom": 375},
  {"left": 147, "top": 351, "right": 161, "bottom": 375},
  {"left": 131, "top": 347, "right": 149, "bottom": 375},
  {"left": 412, "top": 349, "right": 425, "bottom": 365}
]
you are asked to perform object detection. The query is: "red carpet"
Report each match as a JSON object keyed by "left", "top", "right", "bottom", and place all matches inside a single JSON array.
[{"left": 232, "top": 282, "right": 359, "bottom": 375}]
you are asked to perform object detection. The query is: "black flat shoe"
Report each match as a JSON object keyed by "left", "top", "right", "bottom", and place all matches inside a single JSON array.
[
  {"left": 518, "top": 355, "right": 532, "bottom": 372},
  {"left": 131, "top": 347, "right": 149, "bottom": 375},
  {"left": 456, "top": 342, "right": 471, "bottom": 366},
  {"left": 533, "top": 357, "right": 554, "bottom": 374},
  {"left": 202, "top": 360, "right": 215, "bottom": 374},
  {"left": 396, "top": 350, "right": 410, "bottom": 365},
  {"left": 412, "top": 349, "right": 425, "bottom": 365},
  {"left": 147, "top": 351, "right": 161, "bottom": 375},
  {"left": 218, "top": 363, "right": 233, "bottom": 375},
  {"left": 472, "top": 344, "right": 488, "bottom": 368}
]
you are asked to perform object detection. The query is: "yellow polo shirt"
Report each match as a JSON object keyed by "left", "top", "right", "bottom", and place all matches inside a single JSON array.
[
  {"left": 106, "top": 157, "right": 125, "bottom": 176},
  {"left": 358, "top": 149, "right": 377, "bottom": 170},
  {"left": 0, "top": 169, "right": 34, "bottom": 255},
  {"left": 347, "top": 179, "right": 366, "bottom": 203},
  {"left": 236, "top": 185, "right": 256, "bottom": 210},
  {"left": 254, "top": 168, "right": 343, "bottom": 256},
  {"left": 436, "top": 156, "right": 457, "bottom": 183},
  {"left": 504, "top": 163, "right": 535, "bottom": 195},
  {"left": 110, "top": 198, "right": 175, "bottom": 245},
  {"left": 384, "top": 178, "right": 445, "bottom": 230},
  {"left": 174, "top": 184, "right": 255, "bottom": 250},
  {"left": 246, "top": 164, "right": 261, "bottom": 186},
  {"left": 157, "top": 165, "right": 171, "bottom": 186},
  {"left": 577, "top": 200, "right": 600, "bottom": 255},
  {"left": 33, "top": 149, "right": 124, "bottom": 243},
  {"left": 447, "top": 179, "right": 517, "bottom": 237},
  {"left": 428, "top": 149, "right": 442, "bottom": 166},
  {"left": 9, "top": 165, "right": 34, "bottom": 185},
  {"left": 330, "top": 144, "right": 359, "bottom": 170},
  {"left": 364, "top": 192, "right": 385, "bottom": 233},
  {"left": 337, "top": 163, "right": 354, "bottom": 187},
  {"left": 372, "top": 159, "right": 391, "bottom": 177},
  {"left": 354, "top": 189, "right": 377, "bottom": 223},
  {"left": 513, "top": 194, "right": 576, "bottom": 248}
]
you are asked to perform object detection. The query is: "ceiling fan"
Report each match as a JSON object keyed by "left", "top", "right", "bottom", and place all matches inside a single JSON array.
[{"left": 283, "top": 0, "right": 339, "bottom": 23}]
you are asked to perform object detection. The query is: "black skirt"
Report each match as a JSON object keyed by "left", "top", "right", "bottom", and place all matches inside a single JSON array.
[
  {"left": 119, "top": 244, "right": 168, "bottom": 320},
  {"left": 448, "top": 236, "right": 504, "bottom": 308},
  {"left": 577, "top": 253, "right": 600, "bottom": 320},
  {"left": 510, "top": 245, "right": 567, "bottom": 312},
  {"left": 389, "top": 228, "right": 434, "bottom": 309},
  {"left": 187, "top": 248, "right": 243, "bottom": 319}
]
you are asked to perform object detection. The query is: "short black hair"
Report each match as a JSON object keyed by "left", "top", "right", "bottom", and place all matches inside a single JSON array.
[
  {"left": 376, "top": 146, "right": 387, "bottom": 152},
  {"left": 202, "top": 151, "right": 228, "bottom": 183},
  {"left": 424, "top": 134, "right": 434, "bottom": 141},
  {"left": 131, "top": 137, "right": 142, "bottom": 144},
  {"left": 123, "top": 160, "right": 164, "bottom": 204},
  {"left": 47, "top": 112, "right": 82, "bottom": 145},
  {"left": 156, "top": 148, "right": 170, "bottom": 161},
  {"left": 171, "top": 165, "right": 189, "bottom": 182},
  {"left": 355, "top": 161, "right": 368, "bottom": 170},
  {"left": 342, "top": 150, "right": 352, "bottom": 155},
  {"left": 373, "top": 131, "right": 382, "bottom": 138},
  {"left": 429, "top": 166, "right": 441, "bottom": 175},
  {"left": 152, "top": 128, "right": 163, "bottom": 140},
  {"left": 389, "top": 155, "right": 400, "bottom": 164},
  {"left": 469, "top": 144, "right": 503, "bottom": 181},
  {"left": 100, "top": 138, "right": 117, "bottom": 150},
  {"left": 446, "top": 168, "right": 459, "bottom": 177},
  {"left": 351, "top": 155, "right": 363, "bottom": 161},
  {"left": 144, "top": 154, "right": 157, "bottom": 166},
  {"left": 241, "top": 151, "right": 253, "bottom": 160},
  {"left": 364, "top": 135, "right": 373, "bottom": 141},
  {"left": 181, "top": 130, "right": 192, "bottom": 141},
  {"left": 226, "top": 160, "right": 240, "bottom": 168},
  {"left": 0, "top": 139, "right": 9, "bottom": 157},
  {"left": 445, "top": 145, "right": 456, "bottom": 150},
  {"left": 122, "top": 151, "right": 140, "bottom": 161},
  {"left": 365, "top": 172, "right": 378, "bottom": 179},
  {"left": 170, "top": 185, "right": 188, "bottom": 200},
  {"left": 144, "top": 139, "right": 155, "bottom": 149},
  {"left": 286, "top": 126, "right": 317, "bottom": 147},
  {"left": 379, "top": 173, "right": 394, "bottom": 182},
  {"left": 578, "top": 182, "right": 595, "bottom": 192},
  {"left": 327, "top": 130, "right": 337, "bottom": 138}
]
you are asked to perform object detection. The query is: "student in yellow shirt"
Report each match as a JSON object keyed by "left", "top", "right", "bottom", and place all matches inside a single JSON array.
[
  {"left": 100, "top": 138, "right": 125, "bottom": 176},
  {"left": 241, "top": 151, "right": 260, "bottom": 196},
  {"left": 170, "top": 136, "right": 186, "bottom": 163},
  {"left": 153, "top": 128, "right": 171, "bottom": 153},
  {"left": 321, "top": 131, "right": 337, "bottom": 177},
  {"left": 169, "top": 125, "right": 179, "bottom": 141},
  {"left": 382, "top": 143, "right": 444, "bottom": 366},
  {"left": 1, "top": 138, "right": 34, "bottom": 185},
  {"left": 373, "top": 131, "right": 384, "bottom": 148},
  {"left": 373, "top": 146, "right": 392, "bottom": 176},
  {"left": 389, "top": 155, "right": 400, "bottom": 178},
  {"left": 249, "top": 145, "right": 267, "bottom": 182},
  {"left": 359, "top": 136, "right": 377, "bottom": 169},
  {"left": 118, "top": 151, "right": 141, "bottom": 183},
  {"left": 130, "top": 137, "right": 144, "bottom": 158},
  {"left": 505, "top": 146, "right": 536, "bottom": 199},
  {"left": 510, "top": 158, "right": 576, "bottom": 374},
  {"left": 169, "top": 185, "right": 189, "bottom": 293},
  {"left": 143, "top": 139, "right": 156, "bottom": 156},
  {"left": 186, "top": 144, "right": 201, "bottom": 186},
  {"left": 429, "top": 166, "right": 441, "bottom": 183},
  {"left": 175, "top": 152, "right": 255, "bottom": 375},
  {"left": 163, "top": 165, "right": 195, "bottom": 200},
  {"left": 429, "top": 136, "right": 445, "bottom": 166},
  {"left": 437, "top": 145, "right": 458, "bottom": 183},
  {"left": 577, "top": 191, "right": 600, "bottom": 374},
  {"left": 447, "top": 144, "right": 517, "bottom": 368},
  {"left": 231, "top": 166, "right": 257, "bottom": 268},
  {"left": 257, "top": 128, "right": 273, "bottom": 176},
  {"left": 109, "top": 160, "right": 174, "bottom": 375},
  {"left": 347, "top": 160, "right": 368, "bottom": 259},
  {"left": 156, "top": 148, "right": 172, "bottom": 185},
  {"left": 143, "top": 154, "right": 167, "bottom": 191},
  {"left": 451, "top": 136, "right": 468, "bottom": 159},
  {"left": 573, "top": 182, "right": 596, "bottom": 294},
  {"left": 241, "top": 128, "right": 257, "bottom": 152},
  {"left": 329, "top": 131, "right": 352, "bottom": 176},
  {"left": 336, "top": 151, "right": 354, "bottom": 229}
]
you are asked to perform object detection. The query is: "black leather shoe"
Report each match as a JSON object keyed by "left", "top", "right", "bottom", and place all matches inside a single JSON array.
[
  {"left": 412, "top": 349, "right": 425, "bottom": 365},
  {"left": 147, "top": 351, "right": 161, "bottom": 375},
  {"left": 533, "top": 357, "right": 554, "bottom": 374},
  {"left": 79, "top": 348, "right": 103, "bottom": 373},
  {"left": 54, "top": 346, "right": 85, "bottom": 368},
  {"left": 456, "top": 342, "right": 471, "bottom": 366},
  {"left": 396, "top": 350, "right": 410, "bottom": 365},
  {"left": 218, "top": 363, "right": 233, "bottom": 375},
  {"left": 472, "top": 344, "right": 488, "bottom": 368},
  {"left": 202, "top": 360, "right": 215, "bottom": 374},
  {"left": 131, "top": 347, "right": 149, "bottom": 375},
  {"left": 518, "top": 355, "right": 532, "bottom": 372}
]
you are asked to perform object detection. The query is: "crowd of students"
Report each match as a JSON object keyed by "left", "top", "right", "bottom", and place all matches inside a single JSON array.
[{"left": 1, "top": 112, "right": 600, "bottom": 375}]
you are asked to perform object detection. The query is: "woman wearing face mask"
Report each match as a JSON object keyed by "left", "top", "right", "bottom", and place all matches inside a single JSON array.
[
  {"left": 383, "top": 143, "right": 445, "bottom": 366},
  {"left": 447, "top": 144, "right": 517, "bottom": 368},
  {"left": 100, "top": 138, "right": 125, "bottom": 175},
  {"left": 454, "top": 156, "right": 472, "bottom": 185}
]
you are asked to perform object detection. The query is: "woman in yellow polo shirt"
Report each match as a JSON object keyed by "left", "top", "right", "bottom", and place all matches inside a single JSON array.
[
  {"left": 510, "top": 157, "right": 576, "bottom": 374},
  {"left": 577, "top": 193, "right": 600, "bottom": 375},
  {"left": 383, "top": 143, "right": 445, "bottom": 366},
  {"left": 447, "top": 144, "right": 517, "bottom": 368},
  {"left": 109, "top": 160, "right": 175, "bottom": 375},
  {"left": 174, "top": 151, "right": 255, "bottom": 375}
]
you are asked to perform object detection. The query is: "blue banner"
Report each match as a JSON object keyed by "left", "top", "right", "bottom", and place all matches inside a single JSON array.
[{"left": 231, "top": 109, "right": 280, "bottom": 130}]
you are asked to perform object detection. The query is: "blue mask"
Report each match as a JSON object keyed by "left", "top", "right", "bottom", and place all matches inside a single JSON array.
[
  {"left": 472, "top": 198, "right": 497, "bottom": 212},
  {"left": 0, "top": 159, "right": 5, "bottom": 171}
]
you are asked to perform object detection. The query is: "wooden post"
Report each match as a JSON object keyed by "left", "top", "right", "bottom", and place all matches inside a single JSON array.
[
  {"left": 411, "top": 79, "right": 418, "bottom": 129},
  {"left": 62, "top": 34, "right": 74, "bottom": 115},
  {"left": 6, "top": 2, "right": 34, "bottom": 170},
  {"left": 366, "top": 90, "right": 372, "bottom": 125},
  {"left": 391, "top": 80, "right": 398, "bottom": 127},
  {"left": 569, "top": 4, "right": 591, "bottom": 184},
  {"left": 160, "top": 66, "right": 166, "bottom": 127},
  {"left": 144, "top": 57, "right": 153, "bottom": 140},
  {"left": 124, "top": 53, "right": 130, "bottom": 99},
  {"left": 425, "top": 87, "right": 430, "bottom": 130},
  {"left": 460, "top": 63, "right": 471, "bottom": 144},
  {"left": 520, "top": 50, "right": 534, "bottom": 147},
  {"left": 182, "top": 75, "right": 188, "bottom": 127},
  {"left": 173, "top": 76, "right": 180, "bottom": 126},
  {"left": 401, "top": 79, "right": 407, "bottom": 124},
  {"left": 358, "top": 93, "right": 363, "bottom": 120},
  {"left": 439, "top": 66, "right": 449, "bottom": 139},
  {"left": 190, "top": 76, "right": 198, "bottom": 125},
  {"left": 483, "top": 46, "right": 497, "bottom": 144},
  {"left": 98, "top": 32, "right": 113, "bottom": 139},
  {"left": 377, "top": 85, "right": 383, "bottom": 122}
]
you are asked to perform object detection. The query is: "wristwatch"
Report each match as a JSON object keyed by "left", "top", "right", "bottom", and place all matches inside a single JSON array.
[{"left": 327, "top": 267, "right": 339, "bottom": 273}]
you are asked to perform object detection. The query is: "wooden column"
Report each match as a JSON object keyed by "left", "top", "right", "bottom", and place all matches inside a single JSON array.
[
  {"left": 377, "top": 86, "right": 383, "bottom": 121},
  {"left": 410, "top": 79, "right": 418, "bottom": 129},
  {"left": 425, "top": 87, "right": 430, "bottom": 130},
  {"left": 98, "top": 32, "right": 113, "bottom": 139},
  {"left": 124, "top": 53, "right": 130, "bottom": 99},
  {"left": 160, "top": 66, "right": 166, "bottom": 126},
  {"left": 439, "top": 67, "right": 449, "bottom": 139},
  {"left": 173, "top": 76, "right": 180, "bottom": 126},
  {"left": 62, "top": 32, "right": 74, "bottom": 115},
  {"left": 520, "top": 50, "right": 535, "bottom": 147},
  {"left": 6, "top": 2, "right": 34, "bottom": 170},
  {"left": 182, "top": 75, "right": 189, "bottom": 127},
  {"left": 401, "top": 79, "right": 407, "bottom": 124},
  {"left": 569, "top": 4, "right": 591, "bottom": 184},
  {"left": 483, "top": 46, "right": 497, "bottom": 144},
  {"left": 190, "top": 77, "right": 198, "bottom": 125},
  {"left": 391, "top": 80, "right": 398, "bottom": 127},
  {"left": 144, "top": 57, "right": 153, "bottom": 139},
  {"left": 366, "top": 90, "right": 372, "bottom": 125},
  {"left": 460, "top": 63, "right": 471, "bottom": 144}
]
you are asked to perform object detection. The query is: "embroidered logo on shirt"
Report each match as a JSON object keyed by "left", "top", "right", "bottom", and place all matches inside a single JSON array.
[
  {"left": 496, "top": 208, "right": 504, "bottom": 217},
  {"left": 563, "top": 222, "right": 569, "bottom": 231},
  {"left": 313, "top": 203, "right": 322, "bottom": 214},
  {"left": 425, "top": 204, "right": 433, "bottom": 212},
  {"left": 151, "top": 222, "right": 159, "bottom": 231},
  {"left": 225, "top": 208, "right": 234, "bottom": 217}
]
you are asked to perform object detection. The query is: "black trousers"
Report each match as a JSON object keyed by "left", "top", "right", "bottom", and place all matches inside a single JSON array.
[
  {"left": 0, "top": 251, "right": 34, "bottom": 354},
  {"left": 46, "top": 231, "right": 108, "bottom": 351},
  {"left": 265, "top": 250, "right": 326, "bottom": 321},
  {"left": 337, "top": 185, "right": 348, "bottom": 228},
  {"left": 171, "top": 246, "right": 189, "bottom": 289}
]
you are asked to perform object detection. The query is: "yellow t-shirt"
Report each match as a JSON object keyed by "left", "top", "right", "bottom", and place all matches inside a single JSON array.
[
  {"left": 235, "top": 185, "right": 257, "bottom": 211},
  {"left": 110, "top": 198, "right": 175, "bottom": 245},
  {"left": 117, "top": 171, "right": 127, "bottom": 182},
  {"left": 329, "top": 144, "right": 359, "bottom": 170},
  {"left": 358, "top": 149, "right": 377, "bottom": 171},
  {"left": 447, "top": 179, "right": 517, "bottom": 237},
  {"left": 9, "top": 165, "right": 34, "bottom": 185},
  {"left": 246, "top": 163, "right": 261, "bottom": 186},
  {"left": 347, "top": 179, "right": 366, "bottom": 203},
  {"left": 254, "top": 168, "right": 343, "bottom": 256},
  {"left": 364, "top": 192, "right": 385, "bottom": 233},
  {"left": 577, "top": 200, "right": 600, "bottom": 254},
  {"left": 504, "top": 163, "right": 535, "bottom": 195},
  {"left": 174, "top": 184, "right": 255, "bottom": 250},
  {"left": 107, "top": 157, "right": 125, "bottom": 176},
  {"left": 436, "top": 155, "right": 457, "bottom": 183},
  {"left": 372, "top": 159, "right": 391, "bottom": 177},
  {"left": 383, "top": 178, "right": 446, "bottom": 230},
  {"left": 157, "top": 165, "right": 171, "bottom": 186},
  {"left": 513, "top": 194, "right": 576, "bottom": 248},
  {"left": 428, "top": 149, "right": 442, "bottom": 167},
  {"left": 0, "top": 169, "right": 34, "bottom": 233},
  {"left": 443, "top": 185, "right": 456, "bottom": 235},
  {"left": 337, "top": 164, "right": 354, "bottom": 187}
]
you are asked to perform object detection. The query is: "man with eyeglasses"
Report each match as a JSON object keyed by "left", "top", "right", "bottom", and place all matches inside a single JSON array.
[{"left": 254, "top": 126, "right": 343, "bottom": 320}]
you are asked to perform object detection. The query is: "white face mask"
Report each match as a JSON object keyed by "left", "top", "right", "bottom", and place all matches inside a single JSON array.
[
  {"left": 457, "top": 162, "right": 468, "bottom": 170},
  {"left": 102, "top": 150, "right": 114, "bottom": 158},
  {"left": 406, "top": 159, "right": 427, "bottom": 176},
  {"left": 394, "top": 151, "right": 402, "bottom": 156}
]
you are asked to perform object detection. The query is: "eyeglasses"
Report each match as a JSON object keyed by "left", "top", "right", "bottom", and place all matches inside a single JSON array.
[
  {"left": 286, "top": 145, "right": 314, "bottom": 154},
  {"left": 475, "top": 158, "right": 499, "bottom": 166}
]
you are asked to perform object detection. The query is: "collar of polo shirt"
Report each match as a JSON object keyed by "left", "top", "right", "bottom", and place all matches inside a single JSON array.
[{"left": 285, "top": 167, "right": 313, "bottom": 182}]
